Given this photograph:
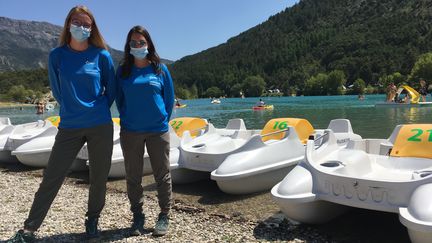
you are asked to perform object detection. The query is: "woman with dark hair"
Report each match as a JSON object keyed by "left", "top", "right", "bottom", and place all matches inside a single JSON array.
[
  {"left": 116, "top": 25, "right": 174, "bottom": 237},
  {"left": 7, "top": 5, "right": 115, "bottom": 242}
]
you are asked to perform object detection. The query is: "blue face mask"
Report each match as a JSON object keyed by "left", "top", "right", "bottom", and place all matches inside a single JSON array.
[
  {"left": 70, "top": 24, "right": 91, "bottom": 42},
  {"left": 130, "top": 46, "right": 149, "bottom": 60}
]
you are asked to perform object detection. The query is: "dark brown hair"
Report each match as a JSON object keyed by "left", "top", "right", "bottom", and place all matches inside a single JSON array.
[
  {"left": 119, "top": 25, "right": 161, "bottom": 78},
  {"left": 59, "top": 5, "right": 108, "bottom": 50}
]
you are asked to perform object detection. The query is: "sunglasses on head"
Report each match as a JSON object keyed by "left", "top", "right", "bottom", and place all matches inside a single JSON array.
[{"left": 129, "top": 40, "right": 147, "bottom": 48}]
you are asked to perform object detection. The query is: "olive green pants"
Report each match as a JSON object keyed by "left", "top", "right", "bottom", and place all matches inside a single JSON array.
[
  {"left": 24, "top": 123, "right": 113, "bottom": 231},
  {"left": 120, "top": 130, "right": 172, "bottom": 214}
]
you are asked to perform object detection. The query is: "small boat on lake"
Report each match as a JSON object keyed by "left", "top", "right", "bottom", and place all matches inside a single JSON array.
[
  {"left": 211, "top": 98, "right": 221, "bottom": 104},
  {"left": 271, "top": 124, "right": 432, "bottom": 243},
  {"left": 252, "top": 105, "right": 274, "bottom": 110}
]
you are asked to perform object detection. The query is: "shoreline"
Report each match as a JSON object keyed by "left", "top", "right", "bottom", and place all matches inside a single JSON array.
[{"left": 0, "top": 102, "right": 35, "bottom": 108}]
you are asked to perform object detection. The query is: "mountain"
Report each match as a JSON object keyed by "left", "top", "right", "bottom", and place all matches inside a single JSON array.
[
  {"left": 0, "top": 16, "right": 171, "bottom": 71},
  {"left": 170, "top": 0, "right": 432, "bottom": 97}
]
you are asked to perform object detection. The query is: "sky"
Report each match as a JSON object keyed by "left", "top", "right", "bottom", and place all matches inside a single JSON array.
[{"left": 0, "top": 0, "right": 298, "bottom": 61}]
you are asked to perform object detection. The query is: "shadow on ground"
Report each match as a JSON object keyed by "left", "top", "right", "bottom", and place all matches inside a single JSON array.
[{"left": 254, "top": 209, "right": 410, "bottom": 243}]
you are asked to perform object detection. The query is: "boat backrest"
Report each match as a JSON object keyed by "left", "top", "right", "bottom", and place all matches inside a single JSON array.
[
  {"left": 387, "top": 125, "right": 403, "bottom": 144},
  {"left": 46, "top": 116, "right": 60, "bottom": 127},
  {"left": 0, "top": 117, "right": 11, "bottom": 125},
  {"left": 225, "top": 118, "right": 246, "bottom": 130},
  {"left": 261, "top": 118, "right": 314, "bottom": 143},
  {"left": 390, "top": 124, "right": 432, "bottom": 158},
  {"left": 327, "top": 119, "right": 353, "bottom": 133},
  {"left": 0, "top": 125, "right": 14, "bottom": 135},
  {"left": 169, "top": 117, "right": 207, "bottom": 137},
  {"left": 112, "top": 117, "right": 120, "bottom": 126}
]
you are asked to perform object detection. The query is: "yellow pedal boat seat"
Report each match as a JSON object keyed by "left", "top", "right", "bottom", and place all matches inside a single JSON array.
[{"left": 261, "top": 118, "right": 314, "bottom": 143}]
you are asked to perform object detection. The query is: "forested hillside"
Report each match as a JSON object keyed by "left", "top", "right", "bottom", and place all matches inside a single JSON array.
[{"left": 170, "top": 0, "right": 432, "bottom": 97}]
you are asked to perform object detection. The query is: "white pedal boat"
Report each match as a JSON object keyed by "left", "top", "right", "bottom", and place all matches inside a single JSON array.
[
  {"left": 106, "top": 126, "right": 181, "bottom": 178},
  {"left": 3, "top": 118, "right": 58, "bottom": 163},
  {"left": 11, "top": 117, "right": 117, "bottom": 171},
  {"left": 79, "top": 117, "right": 208, "bottom": 179},
  {"left": 271, "top": 124, "right": 432, "bottom": 243},
  {"left": 211, "top": 118, "right": 362, "bottom": 194},
  {"left": 6, "top": 119, "right": 57, "bottom": 151},
  {"left": 179, "top": 118, "right": 259, "bottom": 172},
  {"left": 0, "top": 117, "right": 15, "bottom": 163}
]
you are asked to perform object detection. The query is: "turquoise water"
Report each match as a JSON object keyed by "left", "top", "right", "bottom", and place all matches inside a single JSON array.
[{"left": 1, "top": 94, "right": 431, "bottom": 138}]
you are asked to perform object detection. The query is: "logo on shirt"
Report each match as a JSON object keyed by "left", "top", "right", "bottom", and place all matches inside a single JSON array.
[
  {"left": 149, "top": 80, "right": 161, "bottom": 88},
  {"left": 85, "top": 60, "right": 95, "bottom": 65}
]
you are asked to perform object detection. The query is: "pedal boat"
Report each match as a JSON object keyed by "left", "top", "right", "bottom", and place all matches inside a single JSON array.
[
  {"left": 82, "top": 117, "right": 208, "bottom": 179},
  {"left": 252, "top": 105, "right": 274, "bottom": 110},
  {"left": 179, "top": 118, "right": 256, "bottom": 173},
  {"left": 11, "top": 116, "right": 87, "bottom": 171},
  {"left": 0, "top": 117, "right": 15, "bottom": 163},
  {"left": 3, "top": 117, "right": 58, "bottom": 163},
  {"left": 211, "top": 118, "right": 361, "bottom": 194},
  {"left": 271, "top": 124, "right": 432, "bottom": 243}
]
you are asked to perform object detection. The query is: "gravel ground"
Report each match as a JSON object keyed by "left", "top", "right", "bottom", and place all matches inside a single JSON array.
[
  {"left": 0, "top": 165, "right": 412, "bottom": 243},
  {"left": 0, "top": 168, "right": 320, "bottom": 243}
]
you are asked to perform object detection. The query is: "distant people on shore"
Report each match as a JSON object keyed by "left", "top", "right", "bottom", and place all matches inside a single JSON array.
[
  {"left": 386, "top": 83, "right": 397, "bottom": 102},
  {"left": 419, "top": 79, "right": 428, "bottom": 102},
  {"left": 115, "top": 25, "right": 174, "bottom": 237},
  {"left": 7, "top": 5, "right": 116, "bottom": 243}
]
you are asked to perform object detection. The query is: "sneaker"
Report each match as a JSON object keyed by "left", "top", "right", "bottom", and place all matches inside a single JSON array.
[
  {"left": 130, "top": 213, "right": 145, "bottom": 236},
  {"left": 6, "top": 230, "right": 35, "bottom": 243},
  {"left": 85, "top": 217, "right": 100, "bottom": 240},
  {"left": 152, "top": 213, "right": 169, "bottom": 236}
]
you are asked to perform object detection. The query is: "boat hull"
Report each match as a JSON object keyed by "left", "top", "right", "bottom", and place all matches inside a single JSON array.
[
  {"left": 107, "top": 147, "right": 181, "bottom": 179},
  {"left": 271, "top": 127, "right": 432, "bottom": 243},
  {"left": 214, "top": 163, "right": 297, "bottom": 194}
]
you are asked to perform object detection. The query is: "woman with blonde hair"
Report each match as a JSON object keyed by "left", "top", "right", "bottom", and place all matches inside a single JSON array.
[{"left": 7, "top": 5, "right": 115, "bottom": 242}]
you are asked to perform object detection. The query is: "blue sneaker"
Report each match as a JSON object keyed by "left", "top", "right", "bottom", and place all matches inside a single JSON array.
[
  {"left": 6, "top": 230, "right": 35, "bottom": 243},
  {"left": 153, "top": 213, "right": 169, "bottom": 236},
  {"left": 130, "top": 213, "right": 145, "bottom": 236},
  {"left": 85, "top": 217, "right": 100, "bottom": 240}
]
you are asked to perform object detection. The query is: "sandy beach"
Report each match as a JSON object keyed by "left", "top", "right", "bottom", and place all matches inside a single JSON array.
[{"left": 0, "top": 162, "right": 411, "bottom": 242}]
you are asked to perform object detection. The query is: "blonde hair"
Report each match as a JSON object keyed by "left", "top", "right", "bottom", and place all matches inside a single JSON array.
[{"left": 59, "top": 5, "right": 108, "bottom": 50}]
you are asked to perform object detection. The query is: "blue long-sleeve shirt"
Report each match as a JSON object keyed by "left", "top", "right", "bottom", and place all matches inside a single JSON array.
[
  {"left": 48, "top": 45, "right": 116, "bottom": 128},
  {"left": 116, "top": 64, "right": 175, "bottom": 132}
]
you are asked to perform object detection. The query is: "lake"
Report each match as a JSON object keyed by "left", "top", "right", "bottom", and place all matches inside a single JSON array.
[
  {"left": 1, "top": 94, "right": 423, "bottom": 242},
  {"left": 3, "top": 94, "right": 431, "bottom": 139}
]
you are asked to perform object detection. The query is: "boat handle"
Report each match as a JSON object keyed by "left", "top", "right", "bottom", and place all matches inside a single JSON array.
[
  {"left": 261, "top": 128, "right": 290, "bottom": 138},
  {"left": 314, "top": 131, "right": 330, "bottom": 142},
  {"left": 188, "top": 125, "right": 208, "bottom": 134}
]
